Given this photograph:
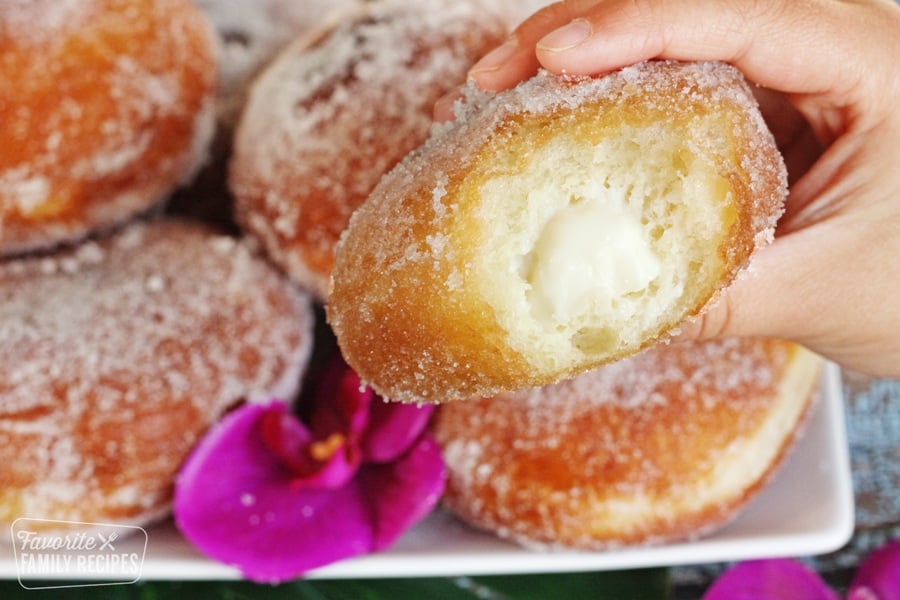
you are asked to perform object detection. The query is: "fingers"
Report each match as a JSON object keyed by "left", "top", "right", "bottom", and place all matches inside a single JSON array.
[
  {"left": 751, "top": 87, "right": 824, "bottom": 188},
  {"left": 469, "top": 0, "right": 873, "bottom": 101},
  {"left": 673, "top": 232, "right": 825, "bottom": 347},
  {"left": 674, "top": 211, "right": 900, "bottom": 377},
  {"left": 470, "top": 1, "right": 594, "bottom": 91}
]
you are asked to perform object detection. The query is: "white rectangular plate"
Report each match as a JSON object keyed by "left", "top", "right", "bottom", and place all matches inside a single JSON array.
[{"left": 0, "top": 363, "right": 853, "bottom": 581}]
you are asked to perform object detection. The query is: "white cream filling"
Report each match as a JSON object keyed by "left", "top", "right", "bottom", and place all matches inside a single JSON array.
[{"left": 526, "top": 196, "right": 660, "bottom": 325}]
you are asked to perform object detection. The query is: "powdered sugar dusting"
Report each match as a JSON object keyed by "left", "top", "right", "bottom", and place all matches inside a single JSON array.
[
  {"left": 441, "top": 338, "right": 785, "bottom": 463},
  {"left": 3, "top": 173, "right": 51, "bottom": 216},
  {"left": 0, "top": 219, "right": 314, "bottom": 526},
  {"left": 512, "top": 337, "right": 779, "bottom": 430}
]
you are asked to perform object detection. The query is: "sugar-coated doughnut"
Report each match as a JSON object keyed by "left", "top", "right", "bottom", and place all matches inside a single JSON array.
[
  {"left": 230, "top": 0, "right": 507, "bottom": 300},
  {"left": 0, "top": 219, "right": 314, "bottom": 530},
  {"left": 434, "top": 338, "right": 822, "bottom": 549},
  {"left": 193, "top": 0, "right": 363, "bottom": 127},
  {"left": 328, "top": 61, "right": 787, "bottom": 403},
  {"left": 169, "top": 1, "right": 363, "bottom": 233},
  {"left": 0, "top": 0, "right": 217, "bottom": 257}
]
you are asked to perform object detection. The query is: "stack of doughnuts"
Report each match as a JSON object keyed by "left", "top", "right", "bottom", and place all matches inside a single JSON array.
[
  {"left": 230, "top": 0, "right": 507, "bottom": 299},
  {"left": 0, "top": 0, "right": 319, "bottom": 531},
  {"left": 434, "top": 338, "right": 823, "bottom": 549}
]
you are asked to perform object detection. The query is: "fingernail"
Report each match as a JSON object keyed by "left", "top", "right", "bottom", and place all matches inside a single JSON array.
[
  {"left": 537, "top": 19, "right": 592, "bottom": 52},
  {"left": 469, "top": 39, "right": 518, "bottom": 75}
]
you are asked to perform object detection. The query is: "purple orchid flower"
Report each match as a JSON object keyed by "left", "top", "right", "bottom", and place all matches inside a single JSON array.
[
  {"left": 173, "top": 357, "right": 445, "bottom": 583},
  {"left": 848, "top": 540, "right": 900, "bottom": 600},
  {"left": 703, "top": 540, "right": 900, "bottom": 600},
  {"left": 702, "top": 559, "right": 841, "bottom": 600}
]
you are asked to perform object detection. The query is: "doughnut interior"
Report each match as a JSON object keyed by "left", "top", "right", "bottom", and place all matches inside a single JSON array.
[
  {"left": 329, "top": 61, "right": 787, "bottom": 403},
  {"left": 433, "top": 339, "right": 823, "bottom": 549}
]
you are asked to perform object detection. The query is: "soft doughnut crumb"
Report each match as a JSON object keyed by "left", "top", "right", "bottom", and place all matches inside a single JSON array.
[{"left": 328, "top": 61, "right": 787, "bottom": 403}]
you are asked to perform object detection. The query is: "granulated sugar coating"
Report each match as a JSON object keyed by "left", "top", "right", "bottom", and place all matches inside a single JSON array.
[
  {"left": 0, "top": 0, "right": 217, "bottom": 257},
  {"left": 329, "top": 61, "right": 788, "bottom": 404},
  {"left": 230, "top": 0, "right": 507, "bottom": 300},
  {"left": 434, "top": 338, "right": 823, "bottom": 550},
  {"left": 193, "top": 0, "right": 363, "bottom": 126},
  {"left": 0, "top": 0, "right": 95, "bottom": 44},
  {"left": 0, "top": 219, "right": 314, "bottom": 530}
]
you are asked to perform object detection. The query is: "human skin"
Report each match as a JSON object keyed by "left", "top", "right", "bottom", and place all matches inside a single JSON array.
[{"left": 436, "top": 0, "right": 900, "bottom": 377}]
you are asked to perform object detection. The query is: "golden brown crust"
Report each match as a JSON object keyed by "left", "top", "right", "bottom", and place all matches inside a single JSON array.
[
  {"left": 0, "top": 0, "right": 217, "bottom": 257},
  {"left": 0, "top": 219, "right": 314, "bottom": 529},
  {"left": 328, "top": 61, "right": 787, "bottom": 403},
  {"left": 433, "top": 339, "right": 823, "bottom": 549},
  {"left": 230, "top": 0, "right": 507, "bottom": 300}
]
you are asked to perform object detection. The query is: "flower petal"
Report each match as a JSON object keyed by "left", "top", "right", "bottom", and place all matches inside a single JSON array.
[
  {"left": 310, "top": 358, "right": 371, "bottom": 439},
  {"left": 174, "top": 401, "right": 374, "bottom": 583},
  {"left": 361, "top": 398, "right": 435, "bottom": 463},
  {"left": 358, "top": 433, "right": 447, "bottom": 550},
  {"left": 849, "top": 539, "right": 900, "bottom": 600},
  {"left": 702, "top": 559, "right": 839, "bottom": 600},
  {"left": 258, "top": 404, "right": 316, "bottom": 474},
  {"left": 298, "top": 433, "right": 360, "bottom": 490},
  {"left": 258, "top": 402, "right": 358, "bottom": 488}
]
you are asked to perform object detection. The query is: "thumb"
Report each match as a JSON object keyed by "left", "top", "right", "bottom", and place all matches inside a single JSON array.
[
  {"left": 675, "top": 231, "right": 827, "bottom": 344},
  {"left": 672, "top": 220, "right": 900, "bottom": 377}
]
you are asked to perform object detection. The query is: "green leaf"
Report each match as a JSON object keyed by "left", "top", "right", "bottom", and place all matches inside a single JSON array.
[
  {"left": 470, "top": 568, "right": 670, "bottom": 600},
  {"left": 0, "top": 569, "right": 670, "bottom": 600}
]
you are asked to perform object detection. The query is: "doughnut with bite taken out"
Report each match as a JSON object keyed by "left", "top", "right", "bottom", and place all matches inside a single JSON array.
[{"left": 328, "top": 61, "right": 788, "bottom": 403}]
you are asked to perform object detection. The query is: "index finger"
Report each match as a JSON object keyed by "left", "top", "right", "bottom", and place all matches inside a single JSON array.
[{"left": 470, "top": 0, "right": 874, "bottom": 102}]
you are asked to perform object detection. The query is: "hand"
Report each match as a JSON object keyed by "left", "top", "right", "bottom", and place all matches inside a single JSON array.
[{"left": 442, "top": 0, "right": 900, "bottom": 377}]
